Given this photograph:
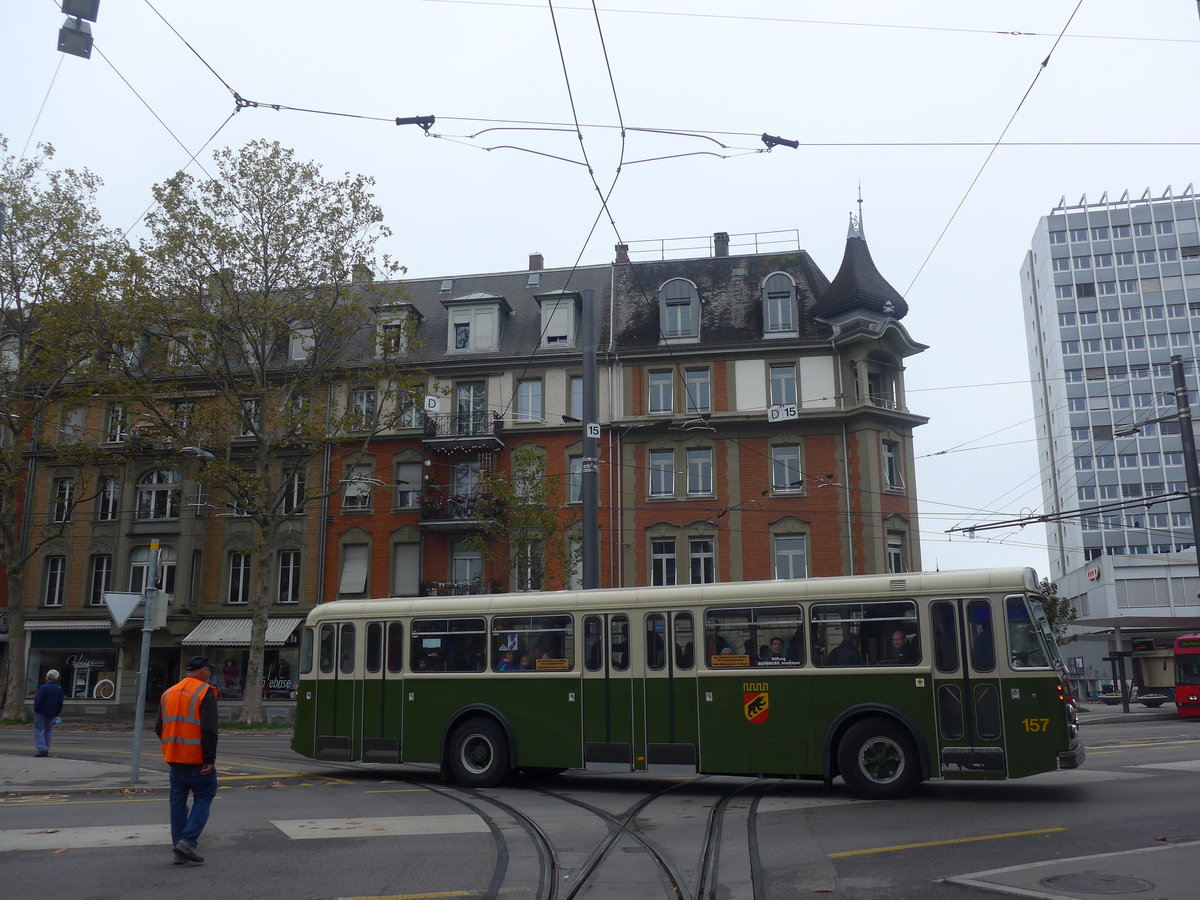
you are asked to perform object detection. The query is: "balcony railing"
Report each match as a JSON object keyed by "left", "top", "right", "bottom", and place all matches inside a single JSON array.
[
  {"left": 419, "top": 579, "right": 504, "bottom": 596},
  {"left": 419, "top": 490, "right": 503, "bottom": 528},
  {"left": 423, "top": 412, "right": 503, "bottom": 439}
]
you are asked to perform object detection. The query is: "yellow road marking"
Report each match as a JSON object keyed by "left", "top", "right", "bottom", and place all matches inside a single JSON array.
[
  {"left": 828, "top": 827, "right": 1066, "bottom": 858},
  {"left": 339, "top": 890, "right": 529, "bottom": 899},
  {"left": 0, "top": 796, "right": 163, "bottom": 807},
  {"left": 364, "top": 789, "right": 429, "bottom": 794}
]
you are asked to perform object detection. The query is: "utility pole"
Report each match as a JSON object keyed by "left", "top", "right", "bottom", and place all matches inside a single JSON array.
[
  {"left": 129, "top": 539, "right": 160, "bottom": 782},
  {"left": 1169, "top": 355, "right": 1200, "bottom": 578},
  {"left": 580, "top": 289, "right": 600, "bottom": 589}
]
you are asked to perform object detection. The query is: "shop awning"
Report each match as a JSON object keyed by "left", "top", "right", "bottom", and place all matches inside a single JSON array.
[
  {"left": 25, "top": 619, "right": 112, "bottom": 631},
  {"left": 182, "top": 617, "right": 304, "bottom": 647}
]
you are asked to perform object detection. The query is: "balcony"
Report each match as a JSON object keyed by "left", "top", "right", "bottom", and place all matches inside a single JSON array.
[
  {"left": 419, "top": 489, "right": 502, "bottom": 531},
  {"left": 419, "top": 579, "right": 504, "bottom": 597},
  {"left": 422, "top": 412, "right": 504, "bottom": 452}
]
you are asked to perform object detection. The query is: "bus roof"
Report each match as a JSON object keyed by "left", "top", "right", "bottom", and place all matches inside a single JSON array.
[{"left": 305, "top": 567, "right": 1042, "bottom": 626}]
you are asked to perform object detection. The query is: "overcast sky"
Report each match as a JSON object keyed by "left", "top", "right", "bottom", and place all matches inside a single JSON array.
[{"left": 5, "top": 1, "right": 1199, "bottom": 578}]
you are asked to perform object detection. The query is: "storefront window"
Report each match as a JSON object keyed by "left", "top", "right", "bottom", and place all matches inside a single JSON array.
[
  {"left": 193, "top": 647, "right": 300, "bottom": 699},
  {"left": 27, "top": 647, "right": 119, "bottom": 701}
]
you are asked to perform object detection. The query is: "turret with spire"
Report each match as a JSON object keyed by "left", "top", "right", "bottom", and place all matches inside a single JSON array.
[{"left": 814, "top": 213, "right": 909, "bottom": 322}]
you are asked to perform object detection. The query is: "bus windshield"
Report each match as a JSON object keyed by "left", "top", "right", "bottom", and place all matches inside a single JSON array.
[{"left": 1006, "top": 595, "right": 1053, "bottom": 669}]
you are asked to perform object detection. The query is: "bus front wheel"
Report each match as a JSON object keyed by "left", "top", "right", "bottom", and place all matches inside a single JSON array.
[
  {"left": 837, "top": 718, "right": 920, "bottom": 800},
  {"left": 448, "top": 718, "right": 511, "bottom": 788}
]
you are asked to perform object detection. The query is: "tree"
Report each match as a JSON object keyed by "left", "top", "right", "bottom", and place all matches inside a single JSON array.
[
  {"left": 115, "top": 140, "right": 422, "bottom": 722},
  {"left": 0, "top": 138, "right": 131, "bottom": 719},
  {"left": 1038, "top": 577, "right": 1077, "bottom": 645},
  {"left": 471, "top": 446, "right": 580, "bottom": 592}
]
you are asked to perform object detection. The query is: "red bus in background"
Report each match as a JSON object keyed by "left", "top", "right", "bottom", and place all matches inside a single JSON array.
[{"left": 1173, "top": 634, "right": 1200, "bottom": 717}]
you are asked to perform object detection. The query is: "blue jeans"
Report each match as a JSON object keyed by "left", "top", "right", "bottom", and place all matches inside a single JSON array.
[
  {"left": 33, "top": 714, "right": 55, "bottom": 753},
  {"left": 168, "top": 764, "right": 218, "bottom": 847}
]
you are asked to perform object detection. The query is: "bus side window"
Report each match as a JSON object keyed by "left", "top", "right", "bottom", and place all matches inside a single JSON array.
[
  {"left": 339, "top": 623, "right": 356, "bottom": 675},
  {"left": 611, "top": 615, "right": 630, "bottom": 671},
  {"left": 319, "top": 623, "right": 335, "bottom": 674},
  {"left": 300, "top": 627, "right": 314, "bottom": 675},
  {"left": 674, "top": 613, "right": 694, "bottom": 669},
  {"left": 931, "top": 601, "right": 958, "bottom": 673},
  {"left": 968, "top": 601, "right": 995, "bottom": 671},
  {"left": 584, "top": 616, "right": 603, "bottom": 671},
  {"left": 646, "top": 614, "right": 666, "bottom": 671},
  {"left": 387, "top": 622, "right": 404, "bottom": 674},
  {"left": 366, "top": 622, "right": 383, "bottom": 674}
]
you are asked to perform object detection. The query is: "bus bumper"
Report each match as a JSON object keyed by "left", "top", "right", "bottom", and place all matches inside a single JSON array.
[{"left": 1057, "top": 742, "right": 1086, "bottom": 770}]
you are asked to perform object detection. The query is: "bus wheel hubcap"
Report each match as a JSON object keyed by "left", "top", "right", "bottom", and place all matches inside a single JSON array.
[
  {"left": 462, "top": 736, "right": 493, "bottom": 773},
  {"left": 859, "top": 737, "right": 903, "bottom": 783}
]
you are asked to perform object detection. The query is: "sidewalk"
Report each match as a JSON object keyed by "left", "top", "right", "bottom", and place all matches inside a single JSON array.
[
  {"left": 1076, "top": 703, "right": 1182, "bottom": 726},
  {"left": 1, "top": 738, "right": 168, "bottom": 796}
]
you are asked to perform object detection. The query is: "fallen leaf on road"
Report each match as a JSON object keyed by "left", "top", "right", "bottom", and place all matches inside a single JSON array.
[{"left": 54, "top": 847, "right": 69, "bottom": 854}]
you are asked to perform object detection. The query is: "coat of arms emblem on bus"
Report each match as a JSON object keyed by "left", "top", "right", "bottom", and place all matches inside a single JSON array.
[{"left": 744, "top": 689, "right": 769, "bottom": 724}]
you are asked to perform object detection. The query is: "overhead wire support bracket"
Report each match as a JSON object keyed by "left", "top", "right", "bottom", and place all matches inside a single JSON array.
[
  {"left": 396, "top": 115, "right": 436, "bottom": 132},
  {"left": 761, "top": 132, "right": 799, "bottom": 150}
]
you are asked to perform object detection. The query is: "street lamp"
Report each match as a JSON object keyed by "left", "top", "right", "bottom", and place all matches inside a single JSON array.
[{"left": 58, "top": 1, "right": 100, "bottom": 60}]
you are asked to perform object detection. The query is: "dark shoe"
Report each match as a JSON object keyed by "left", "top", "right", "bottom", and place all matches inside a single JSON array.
[
  {"left": 34, "top": 751, "right": 47, "bottom": 757},
  {"left": 173, "top": 841, "right": 204, "bottom": 863}
]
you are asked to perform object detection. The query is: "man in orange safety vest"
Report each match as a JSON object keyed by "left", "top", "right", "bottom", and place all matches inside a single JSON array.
[{"left": 156, "top": 655, "right": 219, "bottom": 864}]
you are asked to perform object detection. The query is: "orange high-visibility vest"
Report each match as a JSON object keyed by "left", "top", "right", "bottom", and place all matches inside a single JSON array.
[{"left": 160, "top": 677, "right": 215, "bottom": 765}]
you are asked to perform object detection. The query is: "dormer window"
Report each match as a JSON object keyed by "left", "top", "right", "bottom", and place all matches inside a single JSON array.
[
  {"left": 763, "top": 272, "right": 797, "bottom": 336},
  {"left": 443, "top": 293, "right": 510, "bottom": 352},
  {"left": 288, "top": 327, "right": 313, "bottom": 361},
  {"left": 536, "top": 291, "right": 579, "bottom": 347},
  {"left": 659, "top": 278, "right": 700, "bottom": 342},
  {"left": 374, "top": 303, "right": 422, "bottom": 357}
]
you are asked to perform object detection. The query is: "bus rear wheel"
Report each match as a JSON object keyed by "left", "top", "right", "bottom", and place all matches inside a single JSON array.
[
  {"left": 448, "top": 718, "right": 511, "bottom": 788},
  {"left": 837, "top": 718, "right": 920, "bottom": 800}
]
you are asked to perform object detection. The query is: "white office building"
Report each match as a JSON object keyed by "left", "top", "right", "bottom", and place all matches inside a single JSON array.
[{"left": 1022, "top": 188, "right": 1200, "bottom": 687}]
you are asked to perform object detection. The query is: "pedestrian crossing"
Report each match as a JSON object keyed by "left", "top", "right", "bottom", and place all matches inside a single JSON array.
[{"left": 0, "top": 815, "right": 489, "bottom": 853}]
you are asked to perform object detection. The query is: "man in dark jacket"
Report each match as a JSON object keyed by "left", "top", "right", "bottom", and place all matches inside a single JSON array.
[
  {"left": 33, "top": 669, "right": 65, "bottom": 757},
  {"left": 156, "top": 656, "right": 219, "bottom": 864}
]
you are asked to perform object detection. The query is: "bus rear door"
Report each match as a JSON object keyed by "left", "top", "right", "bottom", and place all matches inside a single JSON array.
[
  {"left": 312, "top": 621, "right": 358, "bottom": 761},
  {"left": 641, "top": 611, "right": 699, "bottom": 774},
  {"left": 581, "top": 613, "right": 635, "bottom": 772},
  {"left": 358, "top": 621, "right": 404, "bottom": 763}
]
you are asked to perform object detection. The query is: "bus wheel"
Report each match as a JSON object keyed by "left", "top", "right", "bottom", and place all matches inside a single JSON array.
[
  {"left": 837, "top": 718, "right": 920, "bottom": 800},
  {"left": 449, "top": 718, "right": 510, "bottom": 788}
]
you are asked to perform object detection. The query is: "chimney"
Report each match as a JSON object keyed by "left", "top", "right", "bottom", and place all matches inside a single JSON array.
[
  {"left": 615, "top": 243, "right": 630, "bottom": 264},
  {"left": 528, "top": 252, "right": 544, "bottom": 271},
  {"left": 352, "top": 263, "right": 374, "bottom": 285},
  {"left": 714, "top": 232, "right": 730, "bottom": 258}
]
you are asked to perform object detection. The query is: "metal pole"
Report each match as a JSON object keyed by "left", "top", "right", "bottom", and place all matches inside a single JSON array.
[
  {"left": 129, "top": 539, "right": 160, "bottom": 783},
  {"left": 1169, "top": 355, "right": 1200, "bottom": 578},
  {"left": 581, "top": 289, "right": 600, "bottom": 589}
]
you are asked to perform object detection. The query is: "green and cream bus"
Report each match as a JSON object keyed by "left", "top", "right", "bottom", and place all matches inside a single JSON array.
[{"left": 292, "top": 567, "right": 1083, "bottom": 799}]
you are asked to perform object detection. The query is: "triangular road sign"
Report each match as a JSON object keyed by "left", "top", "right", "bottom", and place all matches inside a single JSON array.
[{"left": 103, "top": 591, "right": 144, "bottom": 627}]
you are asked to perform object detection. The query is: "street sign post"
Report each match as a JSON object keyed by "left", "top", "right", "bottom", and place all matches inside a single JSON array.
[{"left": 101, "top": 591, "right": 144, "bottom": 628}]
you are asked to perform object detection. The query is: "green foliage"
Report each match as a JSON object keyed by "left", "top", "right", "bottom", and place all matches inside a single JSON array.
[
  {"left": 472, "top": 447, "right": 580, "bottom": 590},
  {"left": 1037, "top": 577, "right": 1077, "bottom": 645},
  {"left": 0, "top": 136, "right": 132, "bottom": 720}
]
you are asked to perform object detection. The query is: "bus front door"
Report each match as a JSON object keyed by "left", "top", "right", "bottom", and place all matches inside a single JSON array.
[
  {"left": 358, "top": 621, "right": 404, "bottom": 763},
  {"left": 640, "top": 611, "right": 699, "bottom": 774},
  {"left": 581, "top": 614, "right": 635, "bottom": 772},
  {"left": 930, "top": 598, "right": 1007, "bottom": 779}
]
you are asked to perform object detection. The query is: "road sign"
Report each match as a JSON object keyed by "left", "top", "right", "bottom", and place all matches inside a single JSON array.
[
  {"left": 768, "top": 403, "right": 799, "bottom": 422},
  {"left": 585, "top": 422, "right": 601, "bottom": 439},
  {"left": 102, "top": 591, "right": 143, "bottom": 627},
  {"left": 424, "top": 394, "right": 441, "bottom": 413}
]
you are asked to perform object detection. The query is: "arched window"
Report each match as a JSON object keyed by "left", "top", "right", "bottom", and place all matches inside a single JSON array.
[
  {"left": 658, "top": 278, "right": 700, "bottom": 341},
  {"left": 762, "top": 272, "right": 796, "bottom": 334},
  {"left": 135, "top": 469, "right": 181, "bottom": 520}
]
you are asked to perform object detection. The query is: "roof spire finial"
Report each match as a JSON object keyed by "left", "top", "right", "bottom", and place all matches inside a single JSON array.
[{"left": 847, "top": 183, "right": 866, "bottom": 240}]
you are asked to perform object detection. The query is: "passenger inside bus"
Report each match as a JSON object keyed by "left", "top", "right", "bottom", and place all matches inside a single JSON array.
[
  {"left": 828, "top": 635, "right": 861, "bottom": 665},
  {"left": 891, "top": 629, "right": 919, "bottom": 664}
]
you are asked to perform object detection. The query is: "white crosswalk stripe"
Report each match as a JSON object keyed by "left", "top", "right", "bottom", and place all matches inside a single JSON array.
[
  {"left": 0, "top": 824, "right": 171, "bottom": 852},
  {"left": 272, "top": 815, "right": 490, "bottom": 839}
]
